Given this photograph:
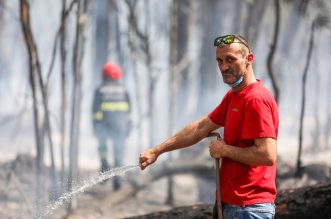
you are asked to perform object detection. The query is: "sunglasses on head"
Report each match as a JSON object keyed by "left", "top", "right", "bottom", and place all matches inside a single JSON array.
[{"left": 214, "top": 35, "right": 250, "bottom": 52}]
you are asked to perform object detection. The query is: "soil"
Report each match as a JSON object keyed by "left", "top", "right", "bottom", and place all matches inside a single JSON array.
[{"left": 0, "top": 154, "right": 209, "bottom": 219}]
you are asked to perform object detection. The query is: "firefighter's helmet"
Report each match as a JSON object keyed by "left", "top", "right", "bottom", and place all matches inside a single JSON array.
[{"left": 102, "top": 62, "right": 122, "bottom": 80}]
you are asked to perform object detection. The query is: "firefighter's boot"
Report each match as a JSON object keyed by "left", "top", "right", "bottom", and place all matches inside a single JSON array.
[
  {"left": 113, "top": 176, "right": 121, "bottom": 191},
  {"left": 100, "top": 158, "right": 110, "bottom": 173}
]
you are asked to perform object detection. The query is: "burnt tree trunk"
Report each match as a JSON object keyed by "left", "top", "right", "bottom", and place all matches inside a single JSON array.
[
  {"left": 167, "top": 0, "right": 179, "bottom": 205},
  {"left": 275, "top": 182, "right": 331, "bottom": 219},
  {"left": 125, "top": 182, "right": 331, "bottom": 219},
  {"left": 126, "top": 0, "right": 144, "bottom": 154},
  {"left": 243, "top": 0, "right": 268, "bottom": 48},
  {"left": 59, "top": 0, "right": 68, "bottom": 191},
  {"left": 266, "top": 0, "right": 280, "bottom": 103},
  {"left": 296, "top": 20, "right": 315, "bottom": 176},
  {"left": 67, "top": 0, "right": 88, "bottom": 210},
  {"left": 19, "top": 0, "right": 45, "bottom": 210},
  {"left": 94, "top": 0, "right": 109, "bottom": 87}
]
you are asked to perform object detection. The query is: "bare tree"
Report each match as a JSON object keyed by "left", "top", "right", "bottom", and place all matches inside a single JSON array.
[
  {"left": 325, "top": 77, "right": 331, "bottom": 149},
  {"left": 59, "top": 0, "right": 68, "bottom": 191},
  {"left": 176, "top": 0, "right": 195, "bottom": 125},
  {"left": 266, "top": 0, "right": 281, "bottom": 103},
  {"left": 232, "top": 0, "right": 245, "bottom": 33},
  {"left": 296, "top": 19, "right": 315, "bottom": 176},
  {"left": 19, "top": 1, "right": 90, "bottom": 211},
  {"left": 197, "top": 0, "right": 221, "bottom": 114},
  {"left": 166, "top": 0, "right": 179, "bottom": 205},
  {"left": 44, "top": 0, "right": 78, "bottom": 195},
  {"left": 19, "top": 0, "right": 90, "bottom": 213},
  {"left": 325, "top": 107, "right": 331, "bottom": 149},
  {"left": 126, "top": 0, "right": 196, "bottom": 205},
  {"left": 19, "top": 0, "right": 62, "bottom": 207},
  {"left": 67, "top": 0, "right": 88, "bottom": 210},
  {"left": 19, "top": 0, "right": 44, "bottom": 210},
  {"left": 125, "top": 0, "right": 145, "bottom": 155},
  {"left": 243, "top": 0, "right": 268, "bottom": 49},
  {"left": 93, "top": 0, "right": 110, "bottom": 87},
  {"left": 167, "top": 0, "right": 196, "bottom": 204},
  {"left": 310, "top": 44, "right": 321, "bottom": 152},
  {"left": 296, "top": 15, "right": 329, "bottom": 176},
  {"left": 112, "top": 0, "right": 125, "bottom": 70},
  {"left": 125, "top": 0, "right": 166, "bottom": 149}
]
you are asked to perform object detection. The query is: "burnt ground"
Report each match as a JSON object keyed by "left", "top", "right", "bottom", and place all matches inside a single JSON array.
[
  {"left": 0, "top": 153, "right": 213, "bottom": 219},
  {"left": 1, "top": 153, "right": 331, "bottom": 219},
  {"left": 125, "top": 205, "right": 214, "bottom": 219}
]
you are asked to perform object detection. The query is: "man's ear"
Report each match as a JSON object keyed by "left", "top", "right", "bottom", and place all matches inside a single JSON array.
[{"left": 247, "top": 53, "right": 254, "bottom": 63}]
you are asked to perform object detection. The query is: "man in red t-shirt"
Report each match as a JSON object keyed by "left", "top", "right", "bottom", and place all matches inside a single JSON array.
[{"left": 139, "top": 34, "right": 278, "bottom": 219}]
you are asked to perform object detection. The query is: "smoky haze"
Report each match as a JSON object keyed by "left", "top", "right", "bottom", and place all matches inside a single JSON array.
[
  {"left": 0, "top": 0, "right": 331, "bottom": 167},
  {"left": 0, "top": 0, "right": 331, "bottom": 169},
  {"left": 0, "top": 1, "right": 331, "bottom": 217}
]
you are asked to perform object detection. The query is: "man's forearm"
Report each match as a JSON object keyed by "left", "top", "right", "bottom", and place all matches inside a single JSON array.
[
  {"left": 224, "top": 142, "right": 277, "bottom": 166},
  {"left": 210, "top": 138, "right": 277, "bottom": 166},
  {"left": 153, "top": 120, "right": 204, "bottom": 156},
  {"left": 154, "top": 116, "right": 219, "bottom": 156},
  {"left": 140, "top": 115, "right": 220, "bottom": 170}
]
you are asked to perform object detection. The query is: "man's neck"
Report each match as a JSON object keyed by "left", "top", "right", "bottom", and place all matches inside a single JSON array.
[{"left": 231, "top": 70, "right": 257, "bottom": 92}]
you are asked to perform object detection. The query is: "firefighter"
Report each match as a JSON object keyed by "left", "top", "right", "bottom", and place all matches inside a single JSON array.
[{"left": 92, "top": 62, "right": 131, "bottom": 190}]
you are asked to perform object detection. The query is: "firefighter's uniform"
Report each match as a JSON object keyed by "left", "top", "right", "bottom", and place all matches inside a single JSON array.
[{"left": 92, "top": 62, "right": 131, "bottom": 190}]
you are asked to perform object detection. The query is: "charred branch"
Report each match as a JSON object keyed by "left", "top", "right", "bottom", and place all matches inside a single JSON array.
[
  {"left": 275, "top": 182, "right": 331, "bottom": 219},
  {"left": 100, "top": 158, "right": 214, "bottom": 212}
]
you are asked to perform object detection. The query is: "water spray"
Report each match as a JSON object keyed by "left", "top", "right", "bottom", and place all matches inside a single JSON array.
[{"left": 35, "top": 165, "right": 139, "bottom": 219}]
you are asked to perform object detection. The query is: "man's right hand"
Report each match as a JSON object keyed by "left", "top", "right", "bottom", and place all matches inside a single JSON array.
[{"left": 139, "top": 148, "right": 159, "bottom": 170}]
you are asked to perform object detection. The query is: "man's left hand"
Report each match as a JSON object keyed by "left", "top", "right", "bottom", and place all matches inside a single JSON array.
[{"left": 209, "top": 139, "right": 227, "bottom": 159}]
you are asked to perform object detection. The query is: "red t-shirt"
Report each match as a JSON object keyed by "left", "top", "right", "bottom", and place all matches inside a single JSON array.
[{"left": 208, "top": 80, "right": 279, "bottom": 205}]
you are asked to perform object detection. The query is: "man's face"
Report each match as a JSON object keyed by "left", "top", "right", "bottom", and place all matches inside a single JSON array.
[{"left": 215, "top": 44, "right": 249, "bottom": 85}]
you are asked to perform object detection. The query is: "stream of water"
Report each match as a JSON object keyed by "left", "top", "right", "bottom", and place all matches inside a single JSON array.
[{"left": 34, "top": 165, "right": 139, "bottom": 219}]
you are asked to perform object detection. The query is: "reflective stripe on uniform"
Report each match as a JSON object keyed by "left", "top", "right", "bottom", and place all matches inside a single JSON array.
[
  {"left": 93, "top": 111, "right": 103, "bottom": 120},
  {"left": 101, "top": 102, "right": 129, "bottom": 111}
]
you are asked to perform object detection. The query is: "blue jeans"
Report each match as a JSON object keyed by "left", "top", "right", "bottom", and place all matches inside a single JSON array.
[{"left": 219, "top": 203, "right": 275, "bottom": 219}]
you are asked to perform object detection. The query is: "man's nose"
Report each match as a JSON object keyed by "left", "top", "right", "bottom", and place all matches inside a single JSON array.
[{"left": 219, "top": 63, "right": 229, "bottom": 72}]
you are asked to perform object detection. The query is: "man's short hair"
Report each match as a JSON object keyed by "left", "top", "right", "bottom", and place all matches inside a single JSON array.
[{"left": 233, "top": 34, "right": 251, "bottom": 57}]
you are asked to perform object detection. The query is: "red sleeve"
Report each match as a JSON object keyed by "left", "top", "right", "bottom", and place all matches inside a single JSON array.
[
  {"left": 208, "top": 92, "right": 230, "bottom": 126},
  {"left": 242, "top": 98, "right": 277, "bottom": 139}
]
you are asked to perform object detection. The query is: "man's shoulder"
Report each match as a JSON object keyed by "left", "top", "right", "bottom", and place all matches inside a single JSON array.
[
  {"left": 242, "top": 83, "right": 278, "bottom": 110},
  {"left": 247, "top": 82, "right": 275, "bottom": 100}
]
